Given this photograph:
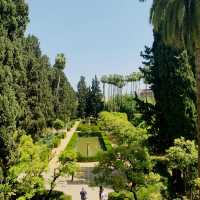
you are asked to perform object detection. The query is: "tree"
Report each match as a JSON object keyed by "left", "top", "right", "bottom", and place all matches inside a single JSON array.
[
  {"left": 93, "top": 145, "right": 162, "bottom": 200},
  {"left": 139, "top": 33, "right": 196, "bottom": 152},
  {"left": 53, "top": 53, "right": 66, "bottom": 97},
  {"left": 77, "top": 76, "right": 88, "bottom": 118},
  {"left": 149, "top": 0, "right": 200, "bottom": 177},
  {"left": 166, "top": 137, "right": 198, "bottom": 198},
  {"left": 46, "top": 149, "right": 78, "bottom": 199},
  {"left": 86, "top": 76, "right": 103, "bottom": 118},
  {"left": 0, "top": 0, "right": 29, "bottom": 39},
  {"left": 0, "top": 134, "right": 48, "bottom": 200}
]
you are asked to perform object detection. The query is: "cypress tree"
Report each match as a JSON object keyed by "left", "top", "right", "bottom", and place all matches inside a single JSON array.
[{"left": 140, "top": 33, "right": 196, "bottom": 152}]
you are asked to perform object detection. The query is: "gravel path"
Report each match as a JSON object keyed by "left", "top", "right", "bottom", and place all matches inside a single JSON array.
[
  {"left": 48, "top": 121, "right": 80, "bottom": 174},
  {"left": 44, "top": 121, "right": 112, "bottom": 200}
]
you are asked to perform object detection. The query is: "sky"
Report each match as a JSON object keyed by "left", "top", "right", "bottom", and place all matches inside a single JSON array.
[{"left": 27, "top": 0, "right": 153, "bottom": 89}]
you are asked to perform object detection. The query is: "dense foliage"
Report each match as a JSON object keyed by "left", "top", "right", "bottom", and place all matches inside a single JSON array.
[
  {"left": 0, "top": 0, "right": 76, "bottom": 199},
  {"left": 77, "top": 75, "right": 103, "bottom": 118},
  {"left": 99, "top": 111, "right": 147, "bottom": 144},
  {"left": 138, "top": 32, "right": 196, "bottom": 152}
]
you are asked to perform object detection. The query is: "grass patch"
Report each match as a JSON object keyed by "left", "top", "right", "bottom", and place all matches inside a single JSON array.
[
  {"left": 65, "top": 130, "right": 112, "bottom": 162},
  {"left": 75, "top": 136, "right": 102, "bottom": 157}
]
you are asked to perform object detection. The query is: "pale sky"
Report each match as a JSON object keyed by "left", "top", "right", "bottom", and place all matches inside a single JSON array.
[{"left": 27, "top": 0, "right": 153, "bottom": 89}]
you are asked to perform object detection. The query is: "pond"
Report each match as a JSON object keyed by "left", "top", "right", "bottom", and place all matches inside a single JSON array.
[{"left": 75, "top": 136, "right": 103, "bottom": 157}]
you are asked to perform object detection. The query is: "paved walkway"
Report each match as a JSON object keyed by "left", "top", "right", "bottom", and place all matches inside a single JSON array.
[
  {"left": 45, "top": 121, "right": 112, "bottom": 200},
  {"left": 48, "top": 121, "right": 80, "bottom": 174}
]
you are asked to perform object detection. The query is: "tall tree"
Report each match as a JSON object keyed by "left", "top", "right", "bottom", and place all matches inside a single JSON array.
[
  {"left": 150, "top": 0, "right": 200, "bottom": 176},
  {"left": 0, "top": 0, "right": 29, "bottom": 39},
  {"left": 139, "top": 33, "right": 196, "bottom": 152},
  {"left": 86, "top": 76, "right": 103, "bottom": 118},
  {"left": 53, "top": 53, "right": 66, "bottom": 97},
  {"left": 77, "top": 76, "right": 88, "bottom": 118}
]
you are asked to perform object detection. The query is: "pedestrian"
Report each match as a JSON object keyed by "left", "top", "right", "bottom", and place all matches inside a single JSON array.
[
  {"left": 80, "top": 187, "right": 87, "bottom": 200},
  {"left": 101, "top": 188, "right": 108, "bottom": 200},
  {"left": 99, "top": 186, "right": 103, "bottom": 200}
]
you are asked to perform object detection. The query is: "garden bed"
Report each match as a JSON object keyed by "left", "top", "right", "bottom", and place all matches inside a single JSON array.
[{"left": 65, "top": 131, "right": 112, "bottom": 162}]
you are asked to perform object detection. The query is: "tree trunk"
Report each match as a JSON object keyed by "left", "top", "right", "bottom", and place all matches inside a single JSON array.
[
  {"left": 196, "top": 48, "right": 200, "bottom": 178},
  {"left": 56, "top": 74, "right": 61, "bottom": 97},
  {"left": 103, "top": 83, "right": 105, "bottom": 109}
]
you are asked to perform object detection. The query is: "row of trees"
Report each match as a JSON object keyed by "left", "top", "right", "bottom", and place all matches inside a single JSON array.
[
  {"left": 101, "top": 72, "right": 143, "bottom": 111},
  {"left": 0, "top": 0, "right": 77, "bottom": 199}
]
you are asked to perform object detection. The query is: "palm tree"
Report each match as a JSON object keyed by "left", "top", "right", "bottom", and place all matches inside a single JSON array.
[
  {"left": 53, "top": 53, "right": 66, "bottom": 97},
  {"left": 101, "top": 75, "right": 108, "bottom": 108},
  {"left": 150, "top": 0, "right": 200, "bottom": 177}
]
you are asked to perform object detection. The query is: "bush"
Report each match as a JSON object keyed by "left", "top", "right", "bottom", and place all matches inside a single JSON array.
[
  {"left": 66, "top": 120, "right": 76, "bottom": 130},
  {"left": 52, "top": 137, "right": 61, "bottom": 148},
  {"left": 108, "top": 191, "right": 134, "bottom": 200},
  {"left": 31, "top": 191, "right": 71, "bottom": 200},
  {"left": 53, "top": 119, "right": 65, "bottom": 129},
  {"left": 77, "top": 152, "right": 100, "bottom": 162},
  {"left": 57, "top": 132, "right": 66, "bottom": 139},
  {"left": 100, "top": 132, "right": 112, "bottom": 151},
  {"left": 77, "top": 123, "right": 100, "bottom": 132}
]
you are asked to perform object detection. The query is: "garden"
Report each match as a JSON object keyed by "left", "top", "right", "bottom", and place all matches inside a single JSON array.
[{"left": 65, "top": 123, "right": 112, "bottom": 162}]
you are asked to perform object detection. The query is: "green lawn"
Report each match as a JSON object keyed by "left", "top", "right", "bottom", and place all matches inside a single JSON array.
[{"left": 75, "top": 136, "right": 102, "bottom": 157}]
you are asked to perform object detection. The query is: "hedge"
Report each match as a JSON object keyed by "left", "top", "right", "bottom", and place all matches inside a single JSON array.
[
  {"left": 108, "top": 191, "right": 134, "bottom": 200},
  {"left": 53, "top": 119, "right": 65, "bottom": 129},
  {"left": 31, "top": 191, "right": 72, "bottom": 200},
  {"left": 77, "top": 123, "right": 100, "bottom": 132}
]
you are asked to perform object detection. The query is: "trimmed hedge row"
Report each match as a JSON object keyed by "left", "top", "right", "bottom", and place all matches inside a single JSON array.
[
  {"left": 100, "top": 132, "right": 112, "bottom": 151},
  {"left": 77, "top": 123, "right": 100, "bottom": 132}
]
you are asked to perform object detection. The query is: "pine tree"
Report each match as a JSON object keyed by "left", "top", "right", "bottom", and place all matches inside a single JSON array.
[
  {"left": 77, "top": 76, "right": 88, "bottom": 118},
  {"left": 86, "top": 76, "right": 103, "bottom": 118}
]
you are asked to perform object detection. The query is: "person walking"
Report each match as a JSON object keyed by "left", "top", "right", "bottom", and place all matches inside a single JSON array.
[
  {"left": 101, "top": 188, "right": 108, "bottom": 200},
  {"left": 80, "top": 187, "right": 87, "bottom": 200},
  {"left": 99, "top": 186, "right": 103, "bottom": 200}
]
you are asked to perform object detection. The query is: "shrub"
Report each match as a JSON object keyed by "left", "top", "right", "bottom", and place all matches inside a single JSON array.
[
  {"left": 108, "top": 191, "right": 134, "bottom": 200},
  {"left": 66, "top": 120, "right": 76, "bottom": 130},
  {"left": 77, "top": 152, "right": 100, "bottom": 162},
  {"left": 77, "top": 123, "right": 100, "bottom": 132},
  {"left": 52, "top": 137, "right": 60, "bottom": 148},
  {"left": 100, "top": 132, "right": 112, "bottom": 151},
  {"left": 57, "top": 132, "right": 66, "bottom": 139},
  {"left": 31, "top": 191, "right": 72, "bottom": 200},
  {"left": 53, "top": 119, "right": 65, "bottom": 129},
  {"left": 99, "top": 111, "right": 147, "bottom": 145}
]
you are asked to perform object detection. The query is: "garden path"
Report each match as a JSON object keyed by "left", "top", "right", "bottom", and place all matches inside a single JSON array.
[{"left": 44, "top": 121, "right": 112, "bottom": 200}]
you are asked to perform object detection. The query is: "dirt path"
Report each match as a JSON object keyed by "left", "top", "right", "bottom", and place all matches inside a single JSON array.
[
  {"left": 44, "top": 121, "right": 112, "bottom": 199},
  {"left": 48, "top": 121, "right": 80, "bottom": 174}
]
